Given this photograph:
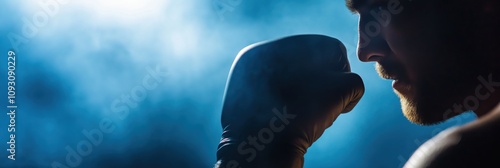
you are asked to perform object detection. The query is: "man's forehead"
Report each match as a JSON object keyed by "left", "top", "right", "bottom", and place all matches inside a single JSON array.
[{"left": 346, "top": 0, "right": 388, "bottom": 13}]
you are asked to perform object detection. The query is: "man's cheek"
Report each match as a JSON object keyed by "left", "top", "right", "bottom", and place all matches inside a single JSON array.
[
  {"left": 395, "top": 55, "right": 419, "bottom": 84},
  {"left": 392, "top": 47, "right": 424, "bottom": 84}
]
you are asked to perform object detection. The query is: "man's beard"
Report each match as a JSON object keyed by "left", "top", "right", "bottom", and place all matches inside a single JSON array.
[
  {"left": 401, "top": 80, "right": 470, "bottom": 125},
  {"left": 377, "top": 54, "right": 485, "bottom": 125}
]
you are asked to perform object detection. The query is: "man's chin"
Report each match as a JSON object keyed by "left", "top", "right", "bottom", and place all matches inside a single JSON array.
[{"left": 397, "top": 92, "right": 453, "bottom": 126}]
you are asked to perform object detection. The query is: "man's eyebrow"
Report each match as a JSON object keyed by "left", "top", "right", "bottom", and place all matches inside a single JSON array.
[{"left": 346, "top": 0, "right": 368, "bottom": 13}]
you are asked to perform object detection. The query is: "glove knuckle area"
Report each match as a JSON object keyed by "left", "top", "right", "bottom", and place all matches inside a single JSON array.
[{"left": 339, "top": 73, "right": 365, "bottom": 113}]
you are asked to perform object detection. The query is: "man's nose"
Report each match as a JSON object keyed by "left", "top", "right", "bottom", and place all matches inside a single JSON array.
[{"left": 356, "top": 16, "right": 391, "bottom": 62}]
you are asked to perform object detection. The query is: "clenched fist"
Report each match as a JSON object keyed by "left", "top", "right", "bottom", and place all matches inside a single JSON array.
[{"left": 216, "top": 34, "right": 365, "bottom": 168}]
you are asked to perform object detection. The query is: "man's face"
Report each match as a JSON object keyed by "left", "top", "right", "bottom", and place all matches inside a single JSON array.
[{"left": 348, "top": 0, "right": 488, "bottom": 125}]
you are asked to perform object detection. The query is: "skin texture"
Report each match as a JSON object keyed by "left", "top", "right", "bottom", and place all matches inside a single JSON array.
[{"left": 348, "top": 0, "right": 500, "bottom": 167}]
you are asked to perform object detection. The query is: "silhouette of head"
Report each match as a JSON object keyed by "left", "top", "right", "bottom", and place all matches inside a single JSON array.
[{"left": 347, "top": 0, "right": 500, "bottom": 125}]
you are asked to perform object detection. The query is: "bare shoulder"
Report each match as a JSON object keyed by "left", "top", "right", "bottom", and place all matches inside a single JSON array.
[{"left": 404, "top": 104, "right": 500, "bottom": 168}]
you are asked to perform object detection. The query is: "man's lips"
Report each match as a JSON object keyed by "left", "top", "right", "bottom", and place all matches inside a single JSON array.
[
  {"left": 391, "top": 78, "right": 414, "bottom": 99},
  {"left": 374, "top": 60, "right": 415, "bottom": 97},
  {"left": 381, "top": 74, "right": 410, "bottom": 89},
  {"left": 375, "top": 63, "right": 412, "bottom": 94},
  {"left": 392, "top": 79, "right": 409, "bottom": 89},
  {"left": 381, "top": 73, "right": 410, "bottom": 83}
]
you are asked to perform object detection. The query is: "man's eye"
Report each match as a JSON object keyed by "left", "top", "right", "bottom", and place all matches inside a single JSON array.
[
  {"left": 367, "top": 4, "right": 390, "bottom": 18},
  {"left": 368, "top": 0, "right": 389, "bottom": 10},
  {"left": 371, "top": 4, "right": 387, "bottom": 10}
]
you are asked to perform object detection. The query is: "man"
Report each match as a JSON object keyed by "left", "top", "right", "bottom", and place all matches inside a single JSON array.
[
  {"left": 348, "top": 0, "right": 500, "bottom": 167},
  {"left": 216, "top": 0, "right": 500, "bottom": 167}
]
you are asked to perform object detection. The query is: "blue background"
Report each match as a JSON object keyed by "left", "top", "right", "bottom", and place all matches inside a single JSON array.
[{"left": 0, "top": 0, "right": 476, "bottom": 167}]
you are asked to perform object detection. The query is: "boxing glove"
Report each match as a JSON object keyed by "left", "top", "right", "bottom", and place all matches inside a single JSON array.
[{"left": 216, "top": 34, "right": 365, "bottom": 168}]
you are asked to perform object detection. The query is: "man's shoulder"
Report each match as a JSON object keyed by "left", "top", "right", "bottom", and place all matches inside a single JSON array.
[{"left": 404, "top": 105, "right": 500, "bottom": 168}]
